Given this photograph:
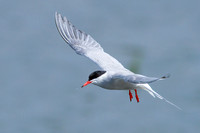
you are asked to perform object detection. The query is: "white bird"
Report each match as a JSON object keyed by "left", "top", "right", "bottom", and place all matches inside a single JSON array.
[{"left": 55, "top": 12, "right": 181, "bottom": 110}]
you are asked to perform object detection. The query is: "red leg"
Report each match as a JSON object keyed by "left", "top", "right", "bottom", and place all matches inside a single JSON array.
[
  {"left": 134, "top": 89, "right": 139, "bottom": 103},
  {"left": 129, "top": 90, "right": 133, "bottom": 102}
]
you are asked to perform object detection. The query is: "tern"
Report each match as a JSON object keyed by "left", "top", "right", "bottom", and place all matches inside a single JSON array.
[{"left": 55, "top": 12, "right": 181, "bottom": 109}]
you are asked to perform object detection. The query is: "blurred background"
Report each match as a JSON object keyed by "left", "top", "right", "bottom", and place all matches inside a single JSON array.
[{"left": 1, "top": 0, "right": 200, "bottom": 132}]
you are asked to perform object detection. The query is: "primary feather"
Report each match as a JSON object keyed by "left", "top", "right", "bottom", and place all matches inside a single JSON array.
[{"left": 55, "top": 12, "right": 125, "bottom": 71}]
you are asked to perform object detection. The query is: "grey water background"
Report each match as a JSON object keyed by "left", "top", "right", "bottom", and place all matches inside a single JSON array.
[{"left": 1, "top": 0, "right": 200, "bottom": 132}]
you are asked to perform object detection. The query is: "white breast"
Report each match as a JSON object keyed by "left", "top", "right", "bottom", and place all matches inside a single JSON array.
[{"left": 93, "top": 75, "right": 134, "bottom": 90}]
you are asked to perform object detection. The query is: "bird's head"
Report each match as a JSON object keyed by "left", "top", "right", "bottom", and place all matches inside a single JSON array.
[{"left": 81, "top": 70, "right": 106, "bottom": 88}]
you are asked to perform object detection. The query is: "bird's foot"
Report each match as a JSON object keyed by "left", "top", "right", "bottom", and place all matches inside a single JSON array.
[
  {"left": 129, "top": 90, "right": 133, "bottom": 101},
  {"left": 134, "top": 89, "right": 139, "bottom": 103}
]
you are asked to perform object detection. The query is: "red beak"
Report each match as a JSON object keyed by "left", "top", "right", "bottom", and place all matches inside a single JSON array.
[{"left": 81, "top": 81, "right": 92, "bottom": 88}]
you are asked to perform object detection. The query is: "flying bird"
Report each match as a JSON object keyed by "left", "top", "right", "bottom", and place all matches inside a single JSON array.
[{"left": 55, "top": 12, "right": 181, "bottom": 109}]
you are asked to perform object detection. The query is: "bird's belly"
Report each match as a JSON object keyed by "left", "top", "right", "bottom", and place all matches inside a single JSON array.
[{"left": 98, "top": 78, "right": 135, "bottom": 90}]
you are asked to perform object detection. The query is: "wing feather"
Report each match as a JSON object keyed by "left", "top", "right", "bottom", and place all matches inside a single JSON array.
[
  {"left": 55, "top": 12, "right": 125, "bottom": 71},
  {"left": 121, "top": 73, "right": 170, "bottom": 84}
]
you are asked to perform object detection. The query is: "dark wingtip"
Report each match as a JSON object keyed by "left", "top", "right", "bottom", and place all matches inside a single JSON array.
[{"left": 161, "top": 73, "right": 171, "bottom": 79}]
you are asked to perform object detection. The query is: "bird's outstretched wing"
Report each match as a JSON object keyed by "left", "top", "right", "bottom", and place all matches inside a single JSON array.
[
  {"left": 121, "top": 73, "right": 170, "bottom": 84},
  {"left": 55, "top": 12, "right": 125, "bottom": 71}
]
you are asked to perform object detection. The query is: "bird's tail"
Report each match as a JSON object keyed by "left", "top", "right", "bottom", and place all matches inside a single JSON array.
[{"left": 140, "top": 84, "right": 182, "bottom": 110}]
